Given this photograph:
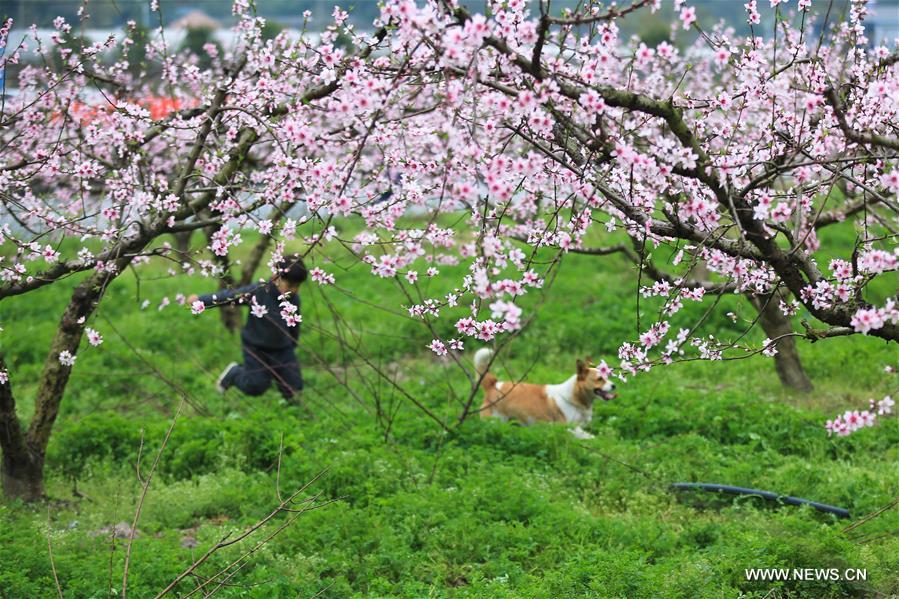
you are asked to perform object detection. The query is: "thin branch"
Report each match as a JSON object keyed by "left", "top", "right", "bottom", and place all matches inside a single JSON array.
[
  {"left": 47, "top": 506, "right": 64, "bottom": 599},
  {"left": 154, "top": 470, "right": 330, "bottom": 598},
  {"left": 121, "top": 398, "right": 185, "bottom": 598},
  {"left": 823, "top": 86, "right": 899, "bottom": 151},
  {"left": 546, "top": 0, "right": 654, "bottom": 25},
  {"left": 843, "top": 497, "right": 899, "bottom": 534}
]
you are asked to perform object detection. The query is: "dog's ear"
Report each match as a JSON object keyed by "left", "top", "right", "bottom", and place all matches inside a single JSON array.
[
  {"left": 576, "top": 359, "right": 589, "bottom": 380},
  {"left": 586, "top": 356, "right": 594, "bottom": 366}
]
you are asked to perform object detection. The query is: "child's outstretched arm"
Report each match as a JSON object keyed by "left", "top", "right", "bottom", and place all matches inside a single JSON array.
[{"left": 188, "top": 284, "right": 260, "bottom": 309}]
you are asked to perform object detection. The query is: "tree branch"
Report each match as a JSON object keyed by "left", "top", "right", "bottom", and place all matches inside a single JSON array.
[
  {"left": 823, "top": 86, "right": 899, "bottom": 151},
  {"left": 546, "top": 0, "right": 655, "bottom": 25}
]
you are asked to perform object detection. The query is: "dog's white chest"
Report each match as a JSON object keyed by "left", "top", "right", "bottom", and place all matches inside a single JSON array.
[{"left": 545, "top": 377, "right": 590, "bottom": 425}]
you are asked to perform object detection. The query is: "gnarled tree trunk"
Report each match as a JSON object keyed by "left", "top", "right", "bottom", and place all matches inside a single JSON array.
[
  {"left": 173, "top": 230, "right": 193, "bottom": 255},
  {"left": 0, "top": 112, "right": 264, "bottom": 501},
  {"left": 576, "top": 243, "right": 816, "bottom": 393},
  {"left": 0, "top": 449, "right": 44, "bottom": 502},
  {"left": 749, "top": 290, "right": 813, "bottom": 392},
  {"left": 0, "top": 269, "right": 116, "bottom": 500},
  {"left": 0, "top": 355, "right": 43, "bottom": 501},
  {"left": 689, "top": 261, "right": 813, "bottom": 391}
]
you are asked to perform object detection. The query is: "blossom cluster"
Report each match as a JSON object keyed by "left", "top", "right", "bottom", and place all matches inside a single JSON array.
[{"left": 826, "top": 395, "right": 895, "bottom": 436}]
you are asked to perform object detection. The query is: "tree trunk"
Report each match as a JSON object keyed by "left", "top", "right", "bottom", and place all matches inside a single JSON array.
[
  {"left": 202, "top": 212, "right": 243, "bottom": 333},
  {"left": 239, "top": 200, "right": 293, "bottom": 286},
  {"left": 239, "top": 230, "right": 275, "bottom": 285},
  {"left": 212, "top": 261, "right": 242, "bottom": 333},
  {"left": 1, "top": 449, "right": 44, "bottom": 502},
  {"left": 212, "top": 260, "right": 242, "bottom": 334},
  {"left": 0, "top": 355, "right": 44, "bottom": 501},
  {"left": 0, "top": 114, "right": 260, "bottom": 501},
  {"left": 173, "top": 230, "right": 193, "bottom": 255},
  {"left": 1, "top": 269, "right": 118, "bottom": 501},
  {"left": 749, "top": 291, "right": 814, "bottom": 392}
]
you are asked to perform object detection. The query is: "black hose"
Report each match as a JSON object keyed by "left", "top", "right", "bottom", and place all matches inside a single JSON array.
[{"left": 670, "top": 482, "right": 851, "bottom": 519}]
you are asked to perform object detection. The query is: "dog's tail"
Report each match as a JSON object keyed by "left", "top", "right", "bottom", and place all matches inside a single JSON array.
[
  {"left": 473, "top": 348, "right": 497, "bottom": 390},
  {"left": 474, "top": 347, "right": 494, "bottom": 374}
]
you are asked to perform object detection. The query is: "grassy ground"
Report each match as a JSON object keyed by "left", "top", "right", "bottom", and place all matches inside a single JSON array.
[{"left": 0, "top": 220, "right": 896, "bottom": 597}]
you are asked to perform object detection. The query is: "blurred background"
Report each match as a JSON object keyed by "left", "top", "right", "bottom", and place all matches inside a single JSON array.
[{"left": 0, "top": 0, "right": 896, "bottom": 46}]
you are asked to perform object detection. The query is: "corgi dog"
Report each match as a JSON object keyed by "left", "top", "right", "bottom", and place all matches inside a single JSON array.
[{"left": 473, "top": 348, "right": 616, "bottom": 439}]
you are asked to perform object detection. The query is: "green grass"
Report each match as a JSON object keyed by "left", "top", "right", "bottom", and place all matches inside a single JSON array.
[{"left": 0, "top": 219, "right": 896, "bottom": 597}]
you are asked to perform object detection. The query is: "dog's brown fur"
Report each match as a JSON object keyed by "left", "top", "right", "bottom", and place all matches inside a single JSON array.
[
  {"left": 479, "top": 376, "right": 567, "bottom": 422},
  {"left": 475, "top": 350, "right": 615, "bottom": 425}
]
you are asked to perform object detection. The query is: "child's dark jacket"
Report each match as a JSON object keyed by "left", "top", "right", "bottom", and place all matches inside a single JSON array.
[{"left": 198, "top": 282, "right": 300, "bottom": 350}]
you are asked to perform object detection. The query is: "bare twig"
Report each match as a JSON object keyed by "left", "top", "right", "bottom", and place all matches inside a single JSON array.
[
  {"left": 121, "top": 398, "right": 185, "bottom": 598},
  {"left": 47, "top": 506, "right": 64, "bottom": 599},
  {"left": 154, "top": 469, "right": 331, "bottom": 598}
]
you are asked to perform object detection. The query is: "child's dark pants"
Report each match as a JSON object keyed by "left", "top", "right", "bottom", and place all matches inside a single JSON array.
[{"left": 224, "top": 343, "right": 303, "bottom": 399}]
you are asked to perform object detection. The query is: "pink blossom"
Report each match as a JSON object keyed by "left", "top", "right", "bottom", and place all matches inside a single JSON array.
[
  {"left": 595, "top": 360, "right": 612, "bottom": 379},
  {"left": 679, "top": 6, "right": 697, "bottom": 29},
  {"left": 826, "top": 397, "right": 893, "bottom": 436},
  {"left": 190, "top": 300, "right": 206, "bottom": 315},
  {"left": 489, "top": 300, "right": 523, "bottom": 331},
  {"left": 716, "top": 93, "right": 732, "bottom": 110},
  {"left": 714, "top": 47, "right": 732, "bottom": 67},
  {"left": 310, "top": 267, "right": 336, "bottom": 285},
  {"left": 829, "top": 259, "right": 853, "bottom": 280},
  {"left": 332, "top": 6, "right": 348, "bottom": 25},
  {"left": 85, "top": 328, "right": 103, "bottom": 346},
  {"left": 639, "top": 329, "right": 660, "bottom": 349},
  {"left": 825, "top": 418, "right": 847, "bottom": 436},
  {"left": 745, "top": 0, "right": 761, "bottom": 24},
  {"left": 880, "top": 171, "right": 899, "bottom": 192},
  {"left": 860, "top": 410, "right": 876, "bottom": 427},
  {"left": 257, "top": 220, "right": 273, "bottom": 235},
  {"left": 770, "top": 203, "right": 792, "bottom": 223},
  {"left": 455, "top": 317, "right": 476, "bottom": 336},
  {"left": 779, "top": 300, "right": 800, "bottom": 316},
  {"left": 858, "top": 250, "right": 897, "bottom": 275},
  {"left": 657, "top": 42, "right": 676, "bottom": 61},
  {"left": 280, "top": 300, "right": 301, "bottom": 327},
  {"left": 522, "top": 271, "right": 543, "bottom": 288},
  {"left": 0, "top": 0, "right": 895, "bottom": 439},
  {"left": 428, "top": 339, "right": 447, "bottom": 356},
  {"left": 250, "top": 297, "right": 268, "bottom": 318},
  {"left": 851, "top": 308, "right": 885, "bottom": 334},
  {"left": 42, "top": 246, "right": 60, "bottom": 263},
  {"left": 58, "top": 350, "right": 77, "bottom": 367},
  {"left": 578, "top": 90, "right": 606, "bottom": 116},
  {"left": 681, "top": 288, "right": 705, "bottom": 302},
  {"left": 475, "top": 319, "right": 499, "bottom": 341}
]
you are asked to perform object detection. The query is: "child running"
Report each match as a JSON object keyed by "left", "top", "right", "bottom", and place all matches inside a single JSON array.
[{"left": 188, "top": 254, "right": 307, "bottom": 402}]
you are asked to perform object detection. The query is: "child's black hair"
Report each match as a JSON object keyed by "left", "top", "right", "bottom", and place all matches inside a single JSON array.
[{"left": 277, "top": 253, "right": 308, "bottom": 284}]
